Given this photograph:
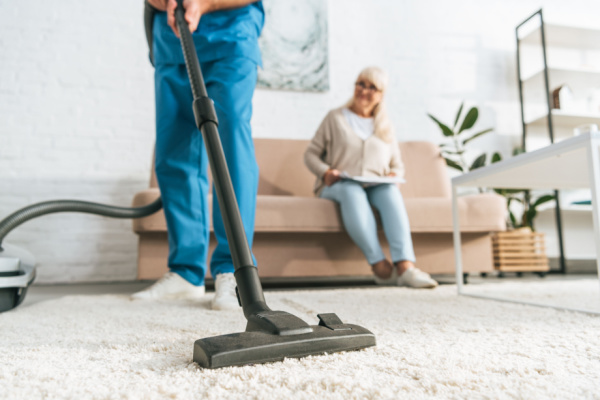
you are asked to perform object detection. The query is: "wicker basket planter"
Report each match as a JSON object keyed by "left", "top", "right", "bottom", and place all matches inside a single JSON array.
[{"left": 492, "top": 228, "right": 550, "bottom": 272}]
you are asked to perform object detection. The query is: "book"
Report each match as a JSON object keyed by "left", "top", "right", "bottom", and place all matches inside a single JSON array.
[{"left": 340, "top": 172, "right": 405, "bottom": 186}]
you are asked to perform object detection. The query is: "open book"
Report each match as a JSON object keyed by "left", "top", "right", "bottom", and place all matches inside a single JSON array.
[{"left": 340, "top": 172, "right": 405, "bottom": 186}]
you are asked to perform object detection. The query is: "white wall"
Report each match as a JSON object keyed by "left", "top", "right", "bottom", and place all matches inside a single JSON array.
[{"left": 1, "top": 0, "right": 599, "bottom": 283}]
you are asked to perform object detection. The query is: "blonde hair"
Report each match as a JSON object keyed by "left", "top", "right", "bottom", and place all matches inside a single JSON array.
[{"left": 345, "top": 66, "right": 394, "bottom": 143}]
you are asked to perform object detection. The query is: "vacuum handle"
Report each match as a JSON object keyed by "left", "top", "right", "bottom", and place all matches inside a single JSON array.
[
  {"left": 174, "top": 1, "right": 268, "bottom": 316},
  {"left": 175, "top": 0, "right": 207, "bottom": 99}
]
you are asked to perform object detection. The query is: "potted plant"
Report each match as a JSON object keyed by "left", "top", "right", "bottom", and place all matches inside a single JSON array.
[
  {"left": 428, "top": 103, "right": 551, "bottom": 275},
  {"left": 490, "top": 149, "right": 555, "bottom": 230},
  {"left": 427, "top": 102, "right": 493, "bottom": 173},
  {"left": 489, "top": 150, "right": 553, "bottom": 275}
]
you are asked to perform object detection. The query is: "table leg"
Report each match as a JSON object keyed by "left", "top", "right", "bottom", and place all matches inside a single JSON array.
[
  {"left": 452, "top": 184, "right": 464, "bottom": 293},
  {"left": 586, "top": 139, "right": 600, "bottom": 294}
]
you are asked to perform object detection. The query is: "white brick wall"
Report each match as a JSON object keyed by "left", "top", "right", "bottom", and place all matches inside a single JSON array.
[{"left": 1, "top": 0, "right": 599, "bottom": 283}]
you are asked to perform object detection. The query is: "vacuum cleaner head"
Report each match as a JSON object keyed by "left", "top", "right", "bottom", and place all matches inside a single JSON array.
[
  {"left": 0, "top": 244, "right": 36, "bottom": 313},
  {"left": 193, "top": 311, "right": 376, "bottom": 369}
]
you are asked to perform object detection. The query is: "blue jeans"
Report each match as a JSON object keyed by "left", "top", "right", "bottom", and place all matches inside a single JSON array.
[
  {"left": 154, "top": 56, "right": 258, "bottom": 286},
  {"left": 320, "top": 181, "right": 416, "bottom": 265}
]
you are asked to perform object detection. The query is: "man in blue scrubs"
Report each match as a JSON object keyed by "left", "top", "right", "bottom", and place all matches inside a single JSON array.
[{"left": 132, "top": 0, "right": 264, "bottom": 310}]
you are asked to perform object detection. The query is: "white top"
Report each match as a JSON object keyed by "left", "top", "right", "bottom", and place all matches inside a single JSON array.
[{"left": 342, "top": 107, "right": 374, "bottom": 140}]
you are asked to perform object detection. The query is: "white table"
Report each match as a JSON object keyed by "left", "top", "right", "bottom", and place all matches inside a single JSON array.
[{"left": 452, "top": 132, "right": 600, "bottom": 314}]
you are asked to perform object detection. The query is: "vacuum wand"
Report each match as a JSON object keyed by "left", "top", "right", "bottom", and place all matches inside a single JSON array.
[{"left": 174, "top": 1, "right": 268, "bottom": 318}]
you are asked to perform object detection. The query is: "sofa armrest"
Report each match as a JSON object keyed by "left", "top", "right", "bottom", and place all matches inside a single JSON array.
[{"left": 132, "top": 189, "right": 165, "bottom": 233}]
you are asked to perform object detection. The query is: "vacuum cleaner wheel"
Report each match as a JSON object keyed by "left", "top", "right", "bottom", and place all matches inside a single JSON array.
[
  {"left": 0, "top": 244, "right": 36, "bottom": 313},
  {"left": 0, "top": 285, "right": 28, "bottom": 313}
]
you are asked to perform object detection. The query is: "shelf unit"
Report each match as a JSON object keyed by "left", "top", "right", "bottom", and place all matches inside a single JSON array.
[{"left": 516, "top": 10, "right": 600, "bottom": 273}]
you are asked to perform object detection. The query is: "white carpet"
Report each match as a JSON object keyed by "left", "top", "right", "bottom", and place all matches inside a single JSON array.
[
  {"left": 1, "top": 281, "right": 600, "bottom": 400},
  {"left": 463, "top": 278, "right": 600, "bottom": 313}
]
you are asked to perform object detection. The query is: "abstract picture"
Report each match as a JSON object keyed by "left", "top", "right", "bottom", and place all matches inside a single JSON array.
[{"left": 257, "top": 0, "right": 329, "bottom": 92}]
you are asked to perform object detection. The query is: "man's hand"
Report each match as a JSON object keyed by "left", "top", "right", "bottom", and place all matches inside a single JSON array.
[
  {"left": 147, "top": 0, "right": 168, "bottom": 11},
  {"left": 167, "top": 0, "right": 204, "bottom": 37},
  {"left": 150, "top": 0, "right": 258, "bottom": 37},
  {"left": 323, "top": 169, "right": 341, "bottom": 186}
]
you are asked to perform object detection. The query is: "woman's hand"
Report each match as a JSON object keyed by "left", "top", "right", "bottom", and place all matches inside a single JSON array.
[
  {"left": 323, "top": 169, "right": 341, "bottom": 186},
  {"left": 388, "top": 172, "right": 396, "bottom": 177}
]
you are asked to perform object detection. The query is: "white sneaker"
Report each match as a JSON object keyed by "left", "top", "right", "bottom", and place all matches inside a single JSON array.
[
  {"left": 211, "top": 273, "right": 239, "bottom": 311},
  {"left": 397, "top": 267, "right": 438, "bottom": 289},
  {"left": 131, "top": 272, "right": 205, "bottom": 300}
]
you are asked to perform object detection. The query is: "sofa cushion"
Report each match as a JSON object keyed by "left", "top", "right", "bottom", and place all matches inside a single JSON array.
[
  {"left": 132, "top": 189, "right": 506, "bottom": 234},
  {"left": 132, "top": 190, "right": 340, "bottom": 233},
  {"left": 405, "top": 194, "right": 506, "bottom": 232}
]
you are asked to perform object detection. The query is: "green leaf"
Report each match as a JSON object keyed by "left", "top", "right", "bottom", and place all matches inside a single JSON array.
[
  {"left": 469, "top": 154, "right": 487, "bottom": 170},
  {"left": 524, "top": 209, "right": 537, "bottom": 229},
  {"left": 453, "top": 102, "right": 464, "bottom": 130},
  {"left": 444, "top": 157, "right": 464, "bottom": 172},
  {"left": 513, "top": 147, "right": 525, "bottom": 156},
  {"left": 491, "top": 152, "right": 502, "bottom": 164},
  {"left": 509, "top": 211, "right": 517, "bottom": 228},
  {"left": 458, "top": 107, "right": 479, "bottom": 134},
  {"left": 533, "top": 194, "right": 555, "bottom": 207},
  {"left": 503, "top": 189, "right": 526, "bottom": 195},
  {"left": 463, "top": 128, "right": 493, "bottom": 146},
  {"left": 428, "top": 114, "right": 455, "bottom": 137}
]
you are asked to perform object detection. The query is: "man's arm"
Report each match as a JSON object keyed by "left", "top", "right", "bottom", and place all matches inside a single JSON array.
[{"left": 160, "top": 0, "right": 258, "bottom": 37}]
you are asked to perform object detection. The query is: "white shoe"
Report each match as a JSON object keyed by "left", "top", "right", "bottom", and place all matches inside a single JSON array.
[
  {"left": 211, "top": 273, "right": 239, "bottom": 311},
  {"left": 373, "top": 266, "right": 398, "bottom": 286},
  {"left": 131, "top": 272, "right": 205, "bottom": 300},
  {"left": 397, "top": 267, "right": 438, "bottom": 289},
  {"left": 372, "top": 259, "right": 397, "bottom": 286}
]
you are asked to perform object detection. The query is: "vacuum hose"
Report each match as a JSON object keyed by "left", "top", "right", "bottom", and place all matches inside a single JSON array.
[
  {"left": 0, "top": 1, "right": 166, "bottom": 252},
  {"left": 0, "top": 197, "right": 162, "bottom": 251}
]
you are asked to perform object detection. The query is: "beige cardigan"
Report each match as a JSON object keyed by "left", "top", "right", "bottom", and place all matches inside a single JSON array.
[{"left": 304, "top": 107, "right": 405, "bottom": 195}]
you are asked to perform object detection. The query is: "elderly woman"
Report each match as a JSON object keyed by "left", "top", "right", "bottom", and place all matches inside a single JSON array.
[{"left": 304, "top": 67, "right": 437, "bottom": 288}]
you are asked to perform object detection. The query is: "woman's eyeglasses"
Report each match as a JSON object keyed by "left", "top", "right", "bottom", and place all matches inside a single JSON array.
[{"left": 355, "top": 81, "right": 380, "bottom": 93}]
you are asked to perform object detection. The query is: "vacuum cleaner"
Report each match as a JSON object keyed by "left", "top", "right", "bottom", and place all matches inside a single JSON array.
[
  {"left": 0, "top": 199, "right": 162, "bottom": 313},
  {"left": 0, "top": 0, "right": 376, "bottom": 368}
]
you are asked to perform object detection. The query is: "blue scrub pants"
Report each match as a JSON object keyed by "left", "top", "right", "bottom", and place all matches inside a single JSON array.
[
  {"left": 154, "top": 56, "right": 258, "bottom": 286},
  {"left": 320, "top": 181, "right": 416, "bottom": 265}
]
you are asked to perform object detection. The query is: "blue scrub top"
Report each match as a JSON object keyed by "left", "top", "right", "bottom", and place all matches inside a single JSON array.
[{"left": 152, "top": 1, "right": 264, "bottom": 66}]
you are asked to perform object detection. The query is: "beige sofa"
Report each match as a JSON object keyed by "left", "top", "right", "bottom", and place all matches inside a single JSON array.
[{"left": 132, "top": 139, "right": 506, "bottom": 281}]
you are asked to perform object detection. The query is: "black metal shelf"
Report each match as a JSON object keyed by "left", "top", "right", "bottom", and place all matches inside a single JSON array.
[{"left": 516, "top": 9, "right": 566, "bottom": 274}]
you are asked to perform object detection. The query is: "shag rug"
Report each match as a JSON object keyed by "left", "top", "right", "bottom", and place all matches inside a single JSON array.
[{"left": 1, "top": 281, "right": 600, "bottom": 400}]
